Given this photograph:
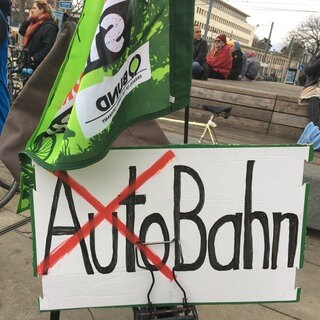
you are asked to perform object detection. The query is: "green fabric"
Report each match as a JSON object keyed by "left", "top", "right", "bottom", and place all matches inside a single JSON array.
[{"left": 23, "top": 0, "right": 194, "bottom": 172}]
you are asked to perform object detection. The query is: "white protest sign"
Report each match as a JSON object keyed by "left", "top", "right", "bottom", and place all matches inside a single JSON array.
[{"left": 31, "top": 145, "right": 311, "bottom": 311}]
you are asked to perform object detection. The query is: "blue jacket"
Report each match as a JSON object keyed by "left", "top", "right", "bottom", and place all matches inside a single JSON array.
[{"left": 0, "top": 9, "right": 10, "bottom": 134}]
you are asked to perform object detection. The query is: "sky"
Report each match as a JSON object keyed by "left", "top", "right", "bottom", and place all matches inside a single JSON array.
[{"left": 224, "top": 0, "right": 320, "bottom": 50}]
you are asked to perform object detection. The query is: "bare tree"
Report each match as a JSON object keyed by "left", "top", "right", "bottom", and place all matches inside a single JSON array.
[
  {"left": 251, "top": 35, "right": 261, "bottom": 48},
  {"left": 71, "top": 0, "right": 84, "bottom": 16},
  {"left": 12, "top": 0, "right": 32, "bottom": 24},
  {"left": 280, "top": 41, "right": 304, "bottom": 59},
  {"left": 287, "top": 15, "right": 320, "bottom": 58},
  {"left": 12, "top": 0, "right": 63, "bottom": 24},
  {"left": 252, "top": 36, "right": 272, "bottom": 51}
]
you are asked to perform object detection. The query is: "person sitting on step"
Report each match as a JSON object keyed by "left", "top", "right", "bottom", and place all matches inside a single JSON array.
[
  {"left": 192, "top": 24, "right": 208, "bottom": 80},
  {"left": 297, "top": 51, "right": 320, "bottom": 150},
  {"left": 206, "top": 34, "right": 232, "bottom": 80}
]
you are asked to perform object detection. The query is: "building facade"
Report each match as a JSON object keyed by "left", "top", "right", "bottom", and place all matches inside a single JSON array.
[{"left": 194, "top": 0, "right": 255, "bottom": 46}]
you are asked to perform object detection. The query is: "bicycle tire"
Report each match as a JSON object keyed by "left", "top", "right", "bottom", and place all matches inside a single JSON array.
[
  {"left": 0, "top": 161, "right": 19, "bottom": 208},
  {"left": 0, "top": 176, "right": 20, "bottom": 192},
  {"left": 0, "top": 177, "right": 12, "bottom": 190},
  {"left": 0, "top": 180, "right": 19, "bottom": 208}
]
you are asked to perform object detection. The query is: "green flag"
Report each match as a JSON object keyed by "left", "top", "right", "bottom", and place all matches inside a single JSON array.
[{"left": 23, "top": 0, "right": 193, "bottom": 172}]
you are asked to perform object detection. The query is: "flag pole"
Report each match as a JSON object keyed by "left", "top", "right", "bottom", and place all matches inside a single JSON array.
[
  {"left": 203, "top": 0, "right": 214, "bottom": 40},
  {"left": 184, "top": 105, "right": 190, "bottom": 144}
]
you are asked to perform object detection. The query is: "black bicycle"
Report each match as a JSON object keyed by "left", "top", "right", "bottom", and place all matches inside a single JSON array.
[
  {"left": 0, "top": 161, "right": 19, "bottom": 208},
  {"left": 7, "top": 45, "right": 33, "bottom": 102}
]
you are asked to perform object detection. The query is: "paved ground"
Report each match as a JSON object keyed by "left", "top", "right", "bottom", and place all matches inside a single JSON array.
[{"left": 0, "top": 121, "right": 319, "bottom": 320}]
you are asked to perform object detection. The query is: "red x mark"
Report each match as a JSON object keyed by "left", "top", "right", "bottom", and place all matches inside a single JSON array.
[{"left": 37, "top": 150, "right": 175, "bottom": 281}]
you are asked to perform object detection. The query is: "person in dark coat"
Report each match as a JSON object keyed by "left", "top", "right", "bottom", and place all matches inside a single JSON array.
[
  {"left": 192, "top": 24, "right": 208, "bottom": 80},
  {"left": 19, "top": 0, "right": 58, "bottom": 70},
  {"left": 0, "top": 0, "right": 11, "bottom": 134},
  {"left": 239, "top": 43, "right": 247, "bottom": 80},
  {"left": 297, "top": 52, "right": 320, "bottom": 149},
  {"left": 227, "top": 40, "right": 243, "bottom": 80},
  {"left": 299, "top": 52, "right": 320, "bottom": 118}
]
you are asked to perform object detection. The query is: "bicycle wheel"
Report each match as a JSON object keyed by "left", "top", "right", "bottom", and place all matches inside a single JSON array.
[
  {"left": 0, "top": 180, "right": 19, "bottom": 208},
  {"left": 0, "top": 161, "right": 19, "bottom": 208}
]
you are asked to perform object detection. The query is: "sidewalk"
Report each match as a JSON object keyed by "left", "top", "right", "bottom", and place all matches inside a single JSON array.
[{"left": 0, "top": 122, "right": 320, "bottom": 320}]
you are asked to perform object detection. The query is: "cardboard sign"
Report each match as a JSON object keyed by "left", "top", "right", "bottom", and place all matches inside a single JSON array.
[{"left": 31, "top": 145, "right": 311, "bottom": 311}]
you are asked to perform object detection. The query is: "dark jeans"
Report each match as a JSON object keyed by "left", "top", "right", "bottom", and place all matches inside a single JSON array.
[
  {"left": 208, "top": 69, "right": 225, "bottom": 80},
  {"left": 192, "top": 61, "right": 203, "bottom": 79},
  {"left": 309, "top": 97, "right": 320, "bottom": 127}
]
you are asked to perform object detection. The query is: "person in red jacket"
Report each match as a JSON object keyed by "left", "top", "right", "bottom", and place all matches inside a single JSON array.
[{"left": 206, "top": 34, "right": 232, "bottom": 80}]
